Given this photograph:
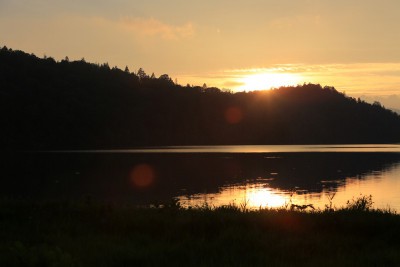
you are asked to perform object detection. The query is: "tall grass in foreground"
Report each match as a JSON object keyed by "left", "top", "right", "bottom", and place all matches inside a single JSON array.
[
  {"left": 178, "top": 193, "right": 393, "bottom": 214},
  {"left": 0, "top": 195, "right": 399, "bottom": 267}
]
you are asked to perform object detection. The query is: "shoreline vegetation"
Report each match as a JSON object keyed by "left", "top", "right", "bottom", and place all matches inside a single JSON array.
[{"left": 1, "top": 195, "right": 400, "bottom": 266}]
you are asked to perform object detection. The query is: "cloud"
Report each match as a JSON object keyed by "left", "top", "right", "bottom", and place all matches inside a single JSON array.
[
  {"left": 222, "top": 81, "right": 245, "bottom": 88},
  {"left": 120, "top": 17, "right": 195, "bottom": 40}
]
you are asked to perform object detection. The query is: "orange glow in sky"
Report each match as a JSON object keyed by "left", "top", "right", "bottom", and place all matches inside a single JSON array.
[{"left": 1, "top": 0, "right": 400, "bottom": 109}]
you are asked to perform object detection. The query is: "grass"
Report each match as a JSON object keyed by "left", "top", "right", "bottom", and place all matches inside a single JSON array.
[{"left": 1, "top": 196, "right": 399, "bottom": 266}]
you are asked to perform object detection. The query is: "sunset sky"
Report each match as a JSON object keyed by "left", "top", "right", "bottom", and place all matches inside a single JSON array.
[{"left": 1, "top": 0, "right": 400, "bottom": 109}]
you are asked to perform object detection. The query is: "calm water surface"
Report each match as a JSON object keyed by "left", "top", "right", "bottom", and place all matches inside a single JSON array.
[
  {"left": 179, "top": 160, "right": 400, "bottom": 210},
  {"left": 3, "top": 145, "right": 400, "bottom": 210}
]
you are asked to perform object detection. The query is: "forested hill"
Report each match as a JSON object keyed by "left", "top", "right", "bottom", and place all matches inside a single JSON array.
[{"left": 1, "top": 46, "right": 400, "bottom": 150}]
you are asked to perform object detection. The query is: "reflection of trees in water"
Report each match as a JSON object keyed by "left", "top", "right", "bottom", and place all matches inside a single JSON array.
[
  {"left": 193, "top": 153, "right": 400, "bottom": 194},
  {"left": 3, "top": 152, "right": 400, "bottom": 204}
]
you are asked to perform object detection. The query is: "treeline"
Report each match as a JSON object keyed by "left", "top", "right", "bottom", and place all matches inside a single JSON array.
[{"left": 1, "top": 46, "right": 400, "bottom": 149}]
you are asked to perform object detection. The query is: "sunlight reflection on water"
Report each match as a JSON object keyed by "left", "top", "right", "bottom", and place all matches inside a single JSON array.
[
  {"left": 179, "top": 184, "right": 322, "bottom": 210},
  {"left": 178, "top": 161, "right": 400, "bottom": 211}
]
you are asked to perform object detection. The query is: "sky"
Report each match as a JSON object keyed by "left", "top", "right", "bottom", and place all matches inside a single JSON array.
[{"left": 1, "top": 0, "right": 400, "bottom": 109}]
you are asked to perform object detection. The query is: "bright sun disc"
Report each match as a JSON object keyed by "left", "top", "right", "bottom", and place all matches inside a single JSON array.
[{"left": 237, "top": 72, "right": 301, "bottom": 91}]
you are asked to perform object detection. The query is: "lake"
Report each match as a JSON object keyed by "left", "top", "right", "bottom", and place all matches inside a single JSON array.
[{"left": 2, "top": 145, "right": 400, "bottom": 210}]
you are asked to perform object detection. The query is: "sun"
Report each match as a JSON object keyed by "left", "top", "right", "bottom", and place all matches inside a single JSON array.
[{"left": 236, "top": 72, "right": 302, "bottom": 92}]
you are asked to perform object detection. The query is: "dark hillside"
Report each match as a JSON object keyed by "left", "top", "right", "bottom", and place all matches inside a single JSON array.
[{"left": 1, "top": 46, "right": 400, "bottom": 149}]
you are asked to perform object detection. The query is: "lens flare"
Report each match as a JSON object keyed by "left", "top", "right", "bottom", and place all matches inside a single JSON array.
[
  {"left": 225, "top": 106, "right": 243, "bottom": 124},
  {"left": 130, "top": 164, "right": 155, "bottom": 188}
]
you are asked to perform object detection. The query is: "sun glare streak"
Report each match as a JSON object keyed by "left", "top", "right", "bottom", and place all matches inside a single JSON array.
[{"left": 236, "top": 72, "right": 302, "bottom": 91}]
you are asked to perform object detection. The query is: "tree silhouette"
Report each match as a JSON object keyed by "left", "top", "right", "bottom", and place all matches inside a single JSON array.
[
  {"left": 137, "top": 68, "right": 148, "bottom": 80},
  {"left": 1, "top": 46, "right": 400, "bottom": 150}
]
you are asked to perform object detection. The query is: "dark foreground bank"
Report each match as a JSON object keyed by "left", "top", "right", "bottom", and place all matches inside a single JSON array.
[{"left": 1, "top": 199, "right": 399, "bottom": 267}]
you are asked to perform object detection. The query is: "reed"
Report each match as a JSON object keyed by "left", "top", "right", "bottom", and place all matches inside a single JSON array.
[{"left": 0, "top": 195, "right": 399, "bottom": 266}]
